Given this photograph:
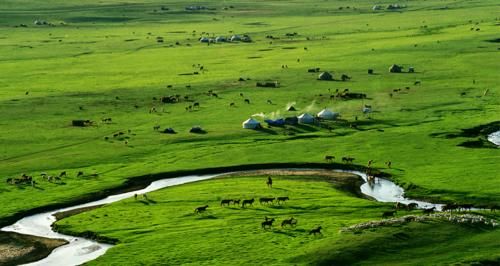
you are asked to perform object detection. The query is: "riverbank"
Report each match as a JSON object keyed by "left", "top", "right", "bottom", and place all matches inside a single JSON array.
[{"left": 0, "top": 231, "right": 67, "bottom": 266}]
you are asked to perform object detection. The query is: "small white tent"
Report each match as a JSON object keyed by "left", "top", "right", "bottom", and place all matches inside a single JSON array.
[
  {"left": 317, "top": 109, "right": 339, "bottom": 120},
  {"left": 242, "top": 118, "right": 261, "bottom": 129},
  {"left": 297, "top": 113, "right": 315, "bottom": 124}
]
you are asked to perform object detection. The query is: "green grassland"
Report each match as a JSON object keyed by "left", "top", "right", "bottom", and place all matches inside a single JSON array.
[
  {"left": 0, "top": 0, "right": 499, "bottom": 263},
  {"left": 55, "top": 174, "right": 500, "bottom": 265}
]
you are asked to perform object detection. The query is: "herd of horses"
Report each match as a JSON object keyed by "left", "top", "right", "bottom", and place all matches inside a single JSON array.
[
  {"left": 193, "top": 195, "right": 323, "bottom": 235},
  {"left": 5, "top": 170, "right": 91, "bottom": 186}
]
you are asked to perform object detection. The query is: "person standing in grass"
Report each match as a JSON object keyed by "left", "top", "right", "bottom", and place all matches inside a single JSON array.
[{"left": 267, "top": 176, "right": 273, "bottom": 188}]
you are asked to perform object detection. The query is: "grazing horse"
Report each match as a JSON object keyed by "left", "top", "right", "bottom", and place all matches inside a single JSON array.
[
  {"left": 232, "top": 199, "right": 241, "bottom": 205},
  {"left": 244, "top": 99, "right": 250, "bottom": 104},
  {"left": 395, "top": 202, "right": 408, "bottom": 211},
  {"left": 229, "top": 102, "right": 235, "bottom": 107},
  {"left": 309, "top": 226, "right": 322, "bottom": 235},
  {"left": 267, "top": 100, "right": 273, "bottom": 104},
  {"left": 77, "top": 171, "right": 84, "bottom": 177},
  {"left": 342, "top": 157, "right": 355, "bottom": 164},
  {"left": 241, "top": 199, "right": 254, "bottom": 208},
  {"left": 422, "top": 207, "right": 436, "bottom": 215},
  {"left": 259, "top": 197, "right": 275, "bottom": 205},
  {"left": 382, "top": 210, "right": 396, "bottom": 218},
  {"left": 277, "top": 196, "right": 289, "bottom": 204},
  {"left": 407, "top": 203, "right": 419, "bottom": 211},
  {"left": 324, "top": 155, "right": 335, "bottom": 162},
  {"left": 266, "top": 176, "right": 273, "bottom": 188},
  {"left": 281, "top": 217, "right": 298, "bottom": 228},
  {"left": 220, "top": 199, "right": 233, "bottom": 206},
  {"left": 261, "top": 218, "right": 275, "bottom": 229},
  {"left": 59, "top": 171, "right": 67, "bottom": 177},
  {"left": 195, "top": 205, "right": 209, "bottom": 214},
  {"left": 193, "top": 102, "right": 200, "bottom": 108}
]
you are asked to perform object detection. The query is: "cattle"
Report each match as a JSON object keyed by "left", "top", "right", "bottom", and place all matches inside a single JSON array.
[{"left": 194, "top": 205, "right": 209, "bottom": 214}]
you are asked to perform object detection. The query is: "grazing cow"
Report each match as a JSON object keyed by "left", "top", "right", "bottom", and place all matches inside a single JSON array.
[
  {"left": 77, "top": 171, "right": 84, "bottom": 177},
  {"left": 195, "top": 205, "right": 209, "bottom": 214},
  {"left": 266, "top": 176, "right": 273, "bottom": 188},
  {"left": 422, "top": 207, "right": 436, "bottom": 215},
  {"left": 261, "top": 218, "right": 275, "bottom": 229},
  {"left": 309, "top": 226, "right": 322, "bottom": 235},
  {"left": 241, "top": 198, "right": 254, "bottom": 207},
  {"left": 232, "top": 199, "right": 241, "bottom": 205},
  {"left": 59, "top": 171, "right": 67, "bottom": 177},
  {"left": 259, "top": 197, "right": 275, "bottom": 205},
  {"left": 277, "top": 196, "right": 289, "bottom": 204},
  {"left": 244, "top": 99, "right": 250, "bottom": 104},
  {"left": 382, "top": 210, "right": 396, "bottom": 218},
  {"left": 281, "top": 217, "right": 297, "bottom": 228},
  {"left": 324, "top": 155, "right": 335, "bottom": 162},
  {"left": 220, "top": 199, "right": 233, "bottom": 206}
]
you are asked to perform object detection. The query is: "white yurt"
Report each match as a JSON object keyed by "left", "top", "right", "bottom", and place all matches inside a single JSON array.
[
  {"left": 242, "top": 118, "right": 261, "bottom": 129},
  {"left": 297, "top": 113, "right": 315, "bottom": 124},
  {"left": 317, "top": 109, "right": 339, "bottom": 120}
]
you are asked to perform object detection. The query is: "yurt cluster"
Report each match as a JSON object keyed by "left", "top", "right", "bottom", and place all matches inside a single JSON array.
[{"left": 242, "top": 108, "right": 339, "bottom": 129}]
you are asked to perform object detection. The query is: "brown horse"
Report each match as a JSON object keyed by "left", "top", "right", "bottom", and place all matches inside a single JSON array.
[
  {"left": 261, "top": 218, "right": 275, "bottom": 229},
  {"left": 309, "top": 226, "right": 322, "bottom": 235},
  {"left": 324, "top": 155, "right": 335, "bottom": 162},
  {"left": 194, "top": 205, "right": 209, "bottom": 214},
  {"left": 281, "top": 217, "right": 298, "bottom": 228},
  {"left": 382, "top": 210, "right": 396, "bottom": 218}
]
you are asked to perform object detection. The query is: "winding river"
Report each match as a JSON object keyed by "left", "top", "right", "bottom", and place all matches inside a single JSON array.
[{"left": 1, "top": 169, "right": 443, "bottom": 266}]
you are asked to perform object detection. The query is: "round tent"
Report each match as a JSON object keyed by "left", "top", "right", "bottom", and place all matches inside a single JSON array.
[
  {"left": 242, "top": 118, "right": 261, "bottom": 129},
  {"left": 317, "top": 109, "right": 339, "bottom": 120},
  {"left": 318, "top": 72, "right": 333, "bottom": 81},
  {"left": 297, "top": 113, "right": 315, "bottom": 124}
]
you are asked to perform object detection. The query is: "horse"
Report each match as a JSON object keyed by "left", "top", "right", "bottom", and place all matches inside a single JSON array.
[
  {"left": 277, "top": 196, "right": 289, "bottom": 204},
  {"left": 422, "top": 207, "right": 436, "bottom": 215},
  {"left": 395, "top": 202, "right": 408, "bottom": 211},
  {"left": 193, "top": 102, "right": 200, "bottom": 108},
  {"left": 385, "top": 161, "right": 392, "bottom": 168},
  {"left": 324, "top": 155, "right": 335, "bottom": 162},
  {"left": 244, "top": 99, "right": 250, "bottom": 104},
  {"left": 220, "top": 199, "right": 233, "bottom": 206},
  {"left": 77, "top": 171, "right": 84, "bottom": 177},
  {"left": 241, "top": 199, "right": 254, "bottom": 207},
  {"left": 342, "top": 157, "right": 354, "bottom": 164},
  {"left": 407, "top": 203, "right": 419, "bottom": 210},
  {"left": 261, "top": 218, "right": 275, "bottom": 229},
  {"left": 309, "top": 226, "right": 322, "bottom": 235},
  {"left": 153, "top": 125, "right": 161, "bottom": 131},
  {"left": 59, "top": 171, "right": 67, "bottom": 177},
  {"left": 281, "top": 217, "right": 297, "bottom": 228},
  {"left": 232, "top": 199, "right": 241, "bottom": 205},
  {"left": 229, "top": 102, "right": 235, "bottom": 107},
  {"left": 195, "top": 205, "right": 209, "bottom": 213},
  {"left": 382, "top": 210, "right": 396, "bottom": 218},
  {"left": 259, "top": 197, "right": 275, "bottom": 205}
]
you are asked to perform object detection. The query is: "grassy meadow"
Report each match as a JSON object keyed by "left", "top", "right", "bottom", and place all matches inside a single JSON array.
[{"left": 0, "top": 0, "right": 499, "bottom": 264}]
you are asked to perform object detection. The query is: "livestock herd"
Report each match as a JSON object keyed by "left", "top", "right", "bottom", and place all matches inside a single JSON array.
[{"left": 192, "top": 192, "right": 323, "bottom": 235}]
